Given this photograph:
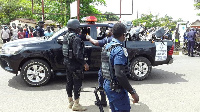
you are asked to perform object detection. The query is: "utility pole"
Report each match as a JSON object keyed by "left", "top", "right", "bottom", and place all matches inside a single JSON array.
[
  {"left": 77, "top": 0, "right": 80, "bottom": 20},
  {"left": 120, "top": 0, "right": 122, "bottom": 19},
  {"left": 42, "top": 0, "right": 44, "bottom": 21}
]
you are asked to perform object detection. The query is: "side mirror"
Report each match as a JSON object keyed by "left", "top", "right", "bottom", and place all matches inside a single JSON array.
[{"left": 57, "top": 36, "right": 64, "bottom": 44}]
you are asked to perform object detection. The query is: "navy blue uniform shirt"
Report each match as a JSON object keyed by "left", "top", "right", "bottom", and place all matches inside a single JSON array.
[{"left": 98, "top": 36, "right": 113, "bottom": 47}]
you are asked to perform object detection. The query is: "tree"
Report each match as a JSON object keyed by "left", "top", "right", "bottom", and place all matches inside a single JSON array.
[
  {"left": 0, "top": 0, "right": 106, "bottom": 25},
  {"left": 194, "top": 1, "right": 200, "bottom": 16},
  {"left": 160, "top": 15, "right": 176, "bottom": 30},
  {"left": 101, "top": 12, "right": 120, "bottom": 21},
  {"left": 132, "top": 13, "right": 181, "bottom": 31},
  {"left": 132, "top": 13, "right": 161, "bottom": 28}
]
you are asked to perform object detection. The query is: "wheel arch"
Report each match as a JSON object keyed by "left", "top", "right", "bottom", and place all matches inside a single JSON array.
[
  {"left": 18, "top": 57, "right": 52, "bottom": 72},
  {"left": 129, "top": 54, "right": 153, "bottom": 65}
]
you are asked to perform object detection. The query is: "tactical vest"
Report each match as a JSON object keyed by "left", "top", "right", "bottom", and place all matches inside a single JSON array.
[
  {"left": 62, "top": 32, "right": 76, "bottom": 59},
  {"left": 101, "top": 43, "right": 122, "bottom": 80}
]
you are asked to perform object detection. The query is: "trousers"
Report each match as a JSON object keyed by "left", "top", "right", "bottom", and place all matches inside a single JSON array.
[
  {"left": 2, "top": 38, "right": 10, "bottom": 43},
  {"left": 66, "top": 69, "right": 82, "bottom": 100},
  {"left": 188, "top": 40, "right": 195, "bottom": 55},
  {"left": 103, "top": 79, "right": 131, "bottom": 112}
]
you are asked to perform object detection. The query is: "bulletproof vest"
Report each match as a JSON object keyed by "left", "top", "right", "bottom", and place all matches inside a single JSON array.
[
  {"left": 62, "top": 32, "right": 76, "bottom": 59},
  {"left": 101, "top": 43, "right": 122, "bottom": 80}
]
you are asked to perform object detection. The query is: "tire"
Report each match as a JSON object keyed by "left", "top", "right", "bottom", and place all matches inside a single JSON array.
[
  {"left": 21, "top": 59, "right": 51, "bottom": 86},
  {"left": 129, "top": 57, "right": 152, "bottom": 80}
]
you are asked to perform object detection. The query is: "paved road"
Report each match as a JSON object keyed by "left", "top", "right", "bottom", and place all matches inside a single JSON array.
[{"left": 0, "top": 53, "right": 200, "bottom": 112}]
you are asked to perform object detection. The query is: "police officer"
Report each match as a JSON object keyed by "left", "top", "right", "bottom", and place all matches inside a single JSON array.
[
  {"left": 37, "top": 21, "right": 45, "bottom": 37},
  {"left": 187, "top": 28, "right": 196, "bottom": 57},
  {"left": 86, "top": 28, "right": 113, "bottom": 107},
  {"left": 62, "top": 19, "right": 89, "bottom": 111},
  {"left": 101, "top": 23, "right": 139, "bottom": 112}
]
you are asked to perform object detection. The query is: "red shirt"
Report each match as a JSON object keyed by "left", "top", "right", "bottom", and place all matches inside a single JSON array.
[
  {"left": 18, "top": 32, "right": 25, "bottom": 39},
  {"left": 28, "top": 32, "right": 34, "bottom": 38}
]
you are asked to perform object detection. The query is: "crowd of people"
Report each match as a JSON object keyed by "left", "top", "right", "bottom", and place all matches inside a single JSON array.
[
  {"left": 0, "top": 21, "right": 59, "bottom": 44},
  {"left": 183, "top": 27, "right": 200, "bottom": 57}
]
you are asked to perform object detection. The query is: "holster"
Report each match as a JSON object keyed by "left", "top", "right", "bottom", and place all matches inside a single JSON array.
[{"left": 110, "top": 79, "right": 121, "bottom": 91}]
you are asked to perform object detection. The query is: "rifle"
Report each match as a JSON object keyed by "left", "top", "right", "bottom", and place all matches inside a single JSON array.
[{"left": 94, "top": 87, "right": 104, "bottom": 112}]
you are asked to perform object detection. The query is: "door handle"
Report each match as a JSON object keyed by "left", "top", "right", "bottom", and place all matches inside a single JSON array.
[{"left": 85, "top": 45, "right": 92, "bottom": 48}]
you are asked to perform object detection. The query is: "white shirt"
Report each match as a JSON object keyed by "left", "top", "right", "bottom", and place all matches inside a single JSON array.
[
  {"left": 1, "top": 29, "right": 10, "bottom": 39},
  {"left": 12, "top": 28, "right": 18, "bottom": 40}
]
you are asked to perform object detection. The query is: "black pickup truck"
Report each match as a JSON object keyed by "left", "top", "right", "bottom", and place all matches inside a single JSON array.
[{"left": 0, "top": 23, "right": 174, "bottom": 86}]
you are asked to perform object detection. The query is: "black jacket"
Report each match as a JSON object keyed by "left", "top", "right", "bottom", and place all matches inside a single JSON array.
[{"left": 63, "top": 31, "right": 85, "bottom": 70}]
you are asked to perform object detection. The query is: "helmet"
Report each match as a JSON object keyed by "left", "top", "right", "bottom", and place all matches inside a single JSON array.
[{"left": 67, "top": 19, "right": 80, "bottom": 30}]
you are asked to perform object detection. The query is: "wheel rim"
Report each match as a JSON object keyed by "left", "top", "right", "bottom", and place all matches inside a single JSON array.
[
  {"left": 133, "top": 62, "right": 148, "bottom": 77},
  {"left": 26, "top": 65, "right": 46, "bottom": 83}
]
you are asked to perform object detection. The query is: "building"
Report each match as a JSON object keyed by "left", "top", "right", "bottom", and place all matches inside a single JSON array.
[
  {"left": 10, "top": 18, "right": 37, "bottom": 28},
  {"left": 10, "top": 19, "right": 60, "bottom": 30},
  {"left": 190, "top": 20, "right": 200, "bottom": 29}
]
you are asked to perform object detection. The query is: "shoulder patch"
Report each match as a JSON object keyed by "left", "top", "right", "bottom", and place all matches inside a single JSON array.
[{"left": 123, "top": 47, "right": 128, "bottom": 57}]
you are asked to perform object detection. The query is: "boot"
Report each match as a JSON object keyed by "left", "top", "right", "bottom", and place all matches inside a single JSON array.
[
  {"left": 68, "top": 97, "right": 74, "bottom": 109},
  {"left": 72, "top": 98, "right": 87, "bottom": 111}
]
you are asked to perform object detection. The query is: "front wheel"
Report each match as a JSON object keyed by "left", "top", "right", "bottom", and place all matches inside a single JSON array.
[
  {"left": 21, "top": 59, "right": 51, "bottom": 86},
  {"left": 129, "top": 57, "right": 152, "bottom": 80}
]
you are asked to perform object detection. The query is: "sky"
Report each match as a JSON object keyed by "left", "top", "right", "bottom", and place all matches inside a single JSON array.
[{"left": 96, "top": 0, "right": 200, "bottom": 23}]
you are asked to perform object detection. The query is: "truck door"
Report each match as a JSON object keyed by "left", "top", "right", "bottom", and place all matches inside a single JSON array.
[{"left": 82, "top": 26, "right": 102, "bottom": 71}]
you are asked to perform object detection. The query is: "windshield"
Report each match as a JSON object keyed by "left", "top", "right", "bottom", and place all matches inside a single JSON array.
[{"left": 48, "top": 27, "right": 68, "bottom": 40}]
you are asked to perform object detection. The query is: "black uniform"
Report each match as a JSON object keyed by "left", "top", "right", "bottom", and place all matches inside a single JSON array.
[
  {"left": 38, "top": 27, "right": 45, "bottom": 37},
  {"left": 62, "top": 31, "right": 86, "bottom": 100}
]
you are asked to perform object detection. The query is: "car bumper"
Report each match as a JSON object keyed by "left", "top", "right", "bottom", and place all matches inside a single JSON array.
[
  {"left": 153, "top": 56, "right": 173, "bottom": 66},
  {"left": 0, "top": 54, "right": 22, "bottom": 74}
]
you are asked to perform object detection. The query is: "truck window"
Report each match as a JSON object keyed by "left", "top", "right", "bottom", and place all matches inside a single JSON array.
[
  {"left": 80, "top": 27, "right": 90, "bottom": 41},
  {"left": 97, "top": 27, "right": 108, "bottom": 40}
]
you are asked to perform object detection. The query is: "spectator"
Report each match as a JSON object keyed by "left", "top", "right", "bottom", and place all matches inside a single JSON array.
[
  {"left": 51, "top": 26, "right": 55, "bottom": 33},
  {"left": 28, "top": 28, "right": 34, "bottom": 38},
  {"left": 24, "top": 28, "right": 29, "bottom": 38},
  {"left": 1, "top": 26, "right": 11, "bottom": 43},
  {"left": 33, "top": 25, "right": 39, "bottom": 37},
  {"left": 11, "top": 25, "right": 18, "bottom": 40},
  {"left": 44, "top": 26, "right": 53, "bottom": 37},
  {"left": 183, "top": 28, "right": 189, "bottom": 42},
  {"left": 18, "top": 27, "right": 25, "bottom": 39},
  {"left": 57, "top": 25, "right": 61, "bottom": 31}
]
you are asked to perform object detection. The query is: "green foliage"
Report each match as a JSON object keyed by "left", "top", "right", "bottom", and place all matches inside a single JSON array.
[
  {"left": 132, "top": 13, "right": 182, "bottom": 30},
  {"left": 0, "top": 0, "right": 39, "bottom": 25},
  {"left": 0, "top": 0, "right": 106, "bottom": 25},
  {"left": 100, "top": 12, "right": 120, "bottom": 21},
  {"left": 133, "top": 14, "right": 161, "bottom": 28},
  {"left": 194, "top": 2, "right": 200, "bottom": 16}
]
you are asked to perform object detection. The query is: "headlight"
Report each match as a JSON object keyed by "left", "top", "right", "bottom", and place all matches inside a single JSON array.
[{"left": 2, "top": 45, "right": 24, "bottom": 55}]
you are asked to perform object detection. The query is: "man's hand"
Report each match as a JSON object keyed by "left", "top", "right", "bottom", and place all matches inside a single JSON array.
[
  {"left": 131, "top": 93, "right": 139, "bottom": 103},
  {"left": 86, "top": 35, "right": 91, "bottom": 40},
  {"left": 84, "top": 63, "right": 89, "bottom": 71}
]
